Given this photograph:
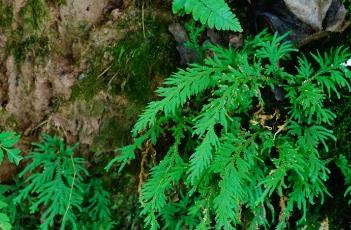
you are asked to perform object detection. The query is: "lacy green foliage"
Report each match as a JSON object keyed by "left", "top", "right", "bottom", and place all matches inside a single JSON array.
[
  {"left": 109, "top": 31, "right": 351, "bottom": 229},
  {"left": 140, "top": 132, "right": 187, "bottom": 229},
  {"left": 7, "top": 135, "right": 115, "bottom": 229},
  {"left": 81, "top": 179, "right": 114, "bottom": 229},
  {"left": 71, "top": 16, "right": 176, "bottom": 101},
  {"left": 0, "top": 132, "right": 22, "bottom": 230},
  {"left": 172, "top": 0, "right": 242, "bottom": 31},
  {"left": 0, "top": 184, "right": 33, "bottom": 229},
  {"left": 14, "top": 135, "right": 88, "bottom": 230},
  {"left": 0, "top": 200, "right": 11, "bottom": 230},
  {"left": 0, "top": 132, "right": 22, "bottom": 165},
  {"left": 0, "top": 134, "right": 114, "bottom": 229},
  {"left": 66, "top": 178, "right": 115, "bottom": 230}
]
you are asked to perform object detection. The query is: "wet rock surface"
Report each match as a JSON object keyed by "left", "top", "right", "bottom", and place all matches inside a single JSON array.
[{"left": 251, "top": 0, "right": 348, "bottom": 44}]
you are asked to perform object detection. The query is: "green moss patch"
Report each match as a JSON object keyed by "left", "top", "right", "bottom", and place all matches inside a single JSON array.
[
  {"left": 0, "top": 1, "right": 13, "bottom": 31},
  {"left": 5, "top": 33, "right": 50, "bottom": 62},
  {"left": 71, "top": 14, "right": 177, "bottom": 102},
  {"left": 19, "top": 0, "right": 49, "bottom": 31}
]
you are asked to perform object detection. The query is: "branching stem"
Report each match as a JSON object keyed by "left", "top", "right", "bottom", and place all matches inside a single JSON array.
[{"left": 62, "top": 155, "right": 77, "bottom": 225}]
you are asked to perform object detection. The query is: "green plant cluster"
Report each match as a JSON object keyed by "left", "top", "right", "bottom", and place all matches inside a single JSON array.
[
  {"left": 0, "top": 133, "right": 113, "bottom": 230},
  {"left": 1, "top": 0, "right": 351, "bottom": 229},
  {"left": 103, "top": 2, "right": 351, "bottom": 228},
  {"left": 109, "top": 30, "right": 351, "bottom": 229}
]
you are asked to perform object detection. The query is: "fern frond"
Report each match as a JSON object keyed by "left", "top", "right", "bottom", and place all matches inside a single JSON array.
[
  {"left": 106, "top": 117, "right": 167, "bottom": 172},
  {"left": 212, "top": 134, "right": 243, "bottom": 228},
  {"left": 260, "top": 141, "right": 306, "bottom": 200},
  {"left": 211, "top": 131, "right": 263, "bottom": 228},
  {"left": 140, "top": 149, "right": 185, "bottom": 229},
  {"left": 188, "top": 128, "right": 218, "bottom": 185},
  {"left": 174, "top": 0, "right": 242, "bottom": 31},
  {"left": 172, "top": 0, "right": 186, "bottom": 13},
  {"left": 311, "top": 47, "right": 350, "bottom": 69},
  {"left": 288, "top": 121, "right": 336, "bottom": 152},
  {"left": 132, "top": 64, "right": 218, "bottom": 136},
  {"left": 140, "top": 145, "right": 187, "bottom": 230},
  {"left": 86, "top": 179, "right": 113, "bottom": 225},
  {"left": 0, "top": 200, "right": 11, "bottom": 230},
  {"left": 214, "top": 164, "right": 242, "bottom": 229},
  {"left": 296, "top": 55, "right": 314, "bottom": 81},
  {"left": 311, "top": 48, "right": 351, "bottom": 97},
  {"left": 15, "top": 135, "right": 87, "bottom": 230},
  {"left": 0, "top": 131, "right": 22, "bottom": 165},
  {"left": 282, "top": 155, "right": 330, "bottom": 225},
  {"left": 256, "top": 32, "right": 297, "bottom": 67},
  {"left": 287, "top": 82, "right": 336, "bottom": 124},
  {"left": 157, "top": 65, "right": 220, "bottom": 115}
]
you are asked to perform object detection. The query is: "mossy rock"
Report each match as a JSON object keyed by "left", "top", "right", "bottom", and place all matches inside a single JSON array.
[
  {"left": 71, "top": 13, "right": 178, "bottom": 103},
  {"left": 0, "top": 1, "right": 13, "bottom": 32},
  {"left": 90, "top": 100, "right": 143, "bottom": 154},
  {"left": 5, "top": 33, "right": 50, "bottom": 62},
  {"left": 19, "top": 0, "right": 49, "bottom": 31}
]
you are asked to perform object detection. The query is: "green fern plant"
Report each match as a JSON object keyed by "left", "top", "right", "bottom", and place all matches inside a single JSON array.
[
  {"left": 108, "top": 31, "right": 351, "bottom": 229},
  {"left": 0, "top": 131, "right": 116, "bottom": 229},
  {"left": 172, "top": 0, "right": 242, "bottom": 31},
  {"left": 0, "top": 200, "right": 11, "bottom": 230},
  {"left": 0, "top": 131, "right": 22, "bottom": 166},
  {"left": 0, "top": 131, "right": 22, "bottom": 230},
  {"left": 80, "top": 178, "right": 115, "bottom": 229},
  {"left": 14, "top": 135, "right": 88, "bottom": 230}
]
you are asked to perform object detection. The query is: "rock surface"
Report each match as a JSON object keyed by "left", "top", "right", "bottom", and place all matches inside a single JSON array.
[
  {"left": 0, "top": 0, "right": 177, "bottom": 181},
  {"left": 284, "top": 0, "right": 346, "bottom": 31},
  {"left": 284, "top": 0, "right": 332, "bottom": 30}
]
